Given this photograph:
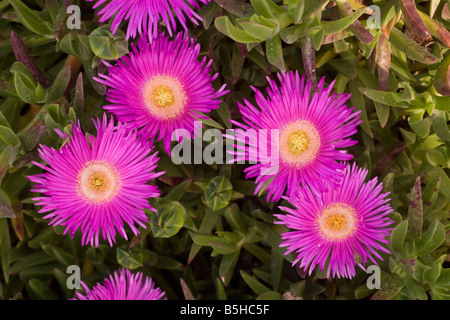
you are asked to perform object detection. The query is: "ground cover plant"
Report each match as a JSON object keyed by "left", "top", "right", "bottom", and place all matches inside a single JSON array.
[{"left": 0, "top": 0, "right": 449, "bottom": 300}]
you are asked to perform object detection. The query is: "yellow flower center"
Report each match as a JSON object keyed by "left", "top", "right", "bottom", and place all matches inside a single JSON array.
[
  {"left": 317, "top": 203, "right": 356, "bottom": 241},
  {"left": 77, "top": 161, "right": 121, "bottom": 203},
  {"left": 280, "top": 120, "right": 320, "bottom": 167},
  {"left": 153, "top": 86, "right": 174, "bottom": 107},
  {"left": 94, "top": 177, "right": 103, "bottom": 187},
  {"left": 288, "top": 131, "right": 309, "bottom": 153},
  {"left": 143, "top": 75, "right": 186, "bottom": 119}
]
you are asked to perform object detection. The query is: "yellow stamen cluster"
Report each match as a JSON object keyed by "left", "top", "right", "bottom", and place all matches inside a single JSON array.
[
  {"left": 288, "top": 131, "right": 309, "bottom": 154},
  {"left": 317, "top": 203, "right": 357, "bottom": 241},
  {"left": 153, "top": 86, "right": 174, "bottom": 107},
  {"left": 279, "top": 121, "right": 320, "bottom": 167},
  {"left": 77, "top": 161, "right": 121, "bottom": 203},
  {"left": 143, "top": 75, "right": 186, "bottom": 119}
]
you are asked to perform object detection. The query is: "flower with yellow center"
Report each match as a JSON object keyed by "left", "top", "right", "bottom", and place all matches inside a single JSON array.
[
  {"left": 317, "top": 203, "right": 356, "bottom": 241},
  {"left": 28, "top": 115, "right": 163, "bottom": 247},
  {"left": 96, "top": 32, "right": 229, "bottom": 155},
  {"left": 87, "top": 0, "right": 211, "bottom": 41},
  {"left": 280, "top": 120, "right": 321, "bottom": 167},
  {"left": 153, "top": 86, "right": 174, "bottom": 107},
  {"left": 277, "top": 163, "right": 394, "bottom": 279},
  {"left": 73, "top": 269, "right": 166, "bottom": 300},
  {"left": 143, "top": 75, "right": 187, "bottom": 119},
  {"left": 77, "top": 161, "right": 121, "bottom": 204},
  {"left": 288, "top": 132, "right": 309, "bottom": 153},
  {"left": 228, "top": 71, "right": 362, "bottom": 202}
]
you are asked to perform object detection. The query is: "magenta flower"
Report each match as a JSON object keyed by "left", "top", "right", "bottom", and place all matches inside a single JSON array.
[
  {"left": 73, "top": 269, "right": 166, "bottom": 300},
  {"left": 95, "top": 32, "right": 228, "bottom": 155},
  {"left": 28, "top": 115, "right": 163, "bottom": 247},
  {"left": 228, "top": 71, "right": 362, "bottom": 202},
  {"left": 275, "top": 163, "right": 394, "bottom": 279},
  {"left": 87, "top": 0, "right": 210, "bottom": 39}
]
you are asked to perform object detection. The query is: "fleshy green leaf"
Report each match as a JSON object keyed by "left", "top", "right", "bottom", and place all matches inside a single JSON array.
[
  {"left": 416, "top": 220, "right": 446, "bottom": 255},
  {"left": 10, "top": 61, "right": 39, "bottom": 103},
  {"left": 265, "top": 34, "right": 285, "bottom": 70},
  {"left": 407, "top": 176, "right": 423, "bottom": 240},
  {"left": 389, "top": 27, "right": 437, "bottom": 64},
  {"left": 45, "top": 65, "right": 71, "bottom": 103},
  {"left": 116, "top": 247, "right": 144, "bottom": 270},
  {"left": 390, "top": 220, "right": 408, "bottom": 255},
  {"left": 238, "top": 18, "right": 276, "bottom": 41},
  {"left": 9, "top": 0, "right": 53, "bottom": 35},
  {"left": 150, "top": 201, "right": 185, "bottom": 238},
  {"left": 89, "top": 26, "right": 129, "bottom": 60},
  {"left": 204, "top": 175, "right": 233, "bottom": 211},
  {"left": 371, "top": 274, "right": 405, "bottom": 300},
  {"left": 240, "top": 270, "right": 271, "bottom": 295},
  {"left": 215, "top": 0, "right": 255, "bottom": 17},
  {"left": 322, "top": 8, "right": 365, "bottom": 35},
  {"left": 27, "top": 278, "right": 57, "bottom": 300},
  {"left": 430, "top": 110, "right": 450, "bottom": 142},
  {"left": 215, "top": 16, "right": 259, "bottom": 43}
]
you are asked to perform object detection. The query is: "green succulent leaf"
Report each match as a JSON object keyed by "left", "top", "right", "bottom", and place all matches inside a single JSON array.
[
  {"left": 9, "top": 0, "right": 53, "bottom": 36},
  {"left": 215, "top": 16, "right": 259, "bottom": 43},
  {"left": 371, "top": 273, "right": 405, "bottom": 300},
  {"left": 240, "top": 270, "right": 271, "bottom": 295},
  {"left": 89, "top": 26, "right": 129, "bottom": 60},
  {"left": 265, "top": 34, "right": 285, "bottom": 70},
  {"left": 215, "top": 0, "right": 255, "bottom": 17},
  {"left": 10, "top": 61, "right": 40, "bottom": 103},
  {"left": 389, "top": 27, "right": 438, "bottom": 64},
  {"left": 390, "top": 220, "right": 408, "bottom": 255},
  {"left": 204, "top": 175, "right": 233, "bottom": 211},
  {"left": 406, "top": 176, "right": 423, "bottom": 240},
  {"left": 116, "top": 246, "right": 144, "bottom": 270},
  {"left": 238, "top": 17, "right": 276, "bottom": 41},
  {"left": 322, "top": 8, "right": 365, "bottom": 35},
  {"left": 0, "top": 0, "right": 449, "bottom": 302},
  {"left": 45, "top": 65, "right": 71, "bottom": 103},
  {"left": 150, "top": 201, "right": 185, "bottom": 238},
  {"left": 416, "top": 220, "right": 446, "bottom": 255}
]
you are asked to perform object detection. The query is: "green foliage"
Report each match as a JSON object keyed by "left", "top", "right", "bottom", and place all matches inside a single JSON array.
[
  {"left": 88, "top": 26, "right": 129, "bottom": 60},
  {"left": 0, "top": 0, "right": 448, "bottom": 301}
]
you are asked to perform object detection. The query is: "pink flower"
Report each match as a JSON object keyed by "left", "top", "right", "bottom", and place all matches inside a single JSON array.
[
  {"left": 28, "top": 115, "right": 163, "bottom": 247},
  {"left": 228, "top": 71, "right": 362, "bottom": 202},
  {"left": 95, "top": 32, "right": 228, "bottom": 155},
  {"left": 87, "top": 0, "right": 210, "bottom": 40},
  {"left": 276, "top": 163, "right": 394, "bottom": 279},
  {"left": 73, "top": 269, "right": 166, "bottom": 300}
]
